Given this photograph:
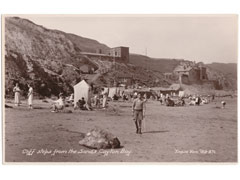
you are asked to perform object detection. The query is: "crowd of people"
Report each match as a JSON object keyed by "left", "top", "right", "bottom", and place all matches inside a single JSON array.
[
  {"left": 11, "top": 82, "right": 226, "bottom": 111},
  {"left": 157, "top": 93, "right": 218, "bottom": 107},
  {"left": 10, "top": 82, "right": 229, "bottom": 134}
]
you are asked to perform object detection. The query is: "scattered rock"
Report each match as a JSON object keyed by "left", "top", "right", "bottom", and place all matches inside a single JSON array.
[
  {"left": 62, "top": 109, "right": 73, "bottom": 113},
  {"left": 79, "top": 128, "right": 121, "bottom": 149},
  {"left": 105, "top": 105, "right": 121, "bottom": 116},
  {"left": 33, "top": 106, "right": 44, "bottom": 109}
]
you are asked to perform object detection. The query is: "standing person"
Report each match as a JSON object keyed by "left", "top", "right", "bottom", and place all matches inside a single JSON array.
[
  {"left": 94, "top": 94, "right": 100, "bottom": 108},
  {"left": 132, "top": 93, "right": 146, "bottom": 134},
  {"left": 68, "top": 93, "right": 74, "bottom": 105},
  {"left": 27, "top": 84, "right": 33, "bottom": 109},
  {"left": 161, "top": 94, "right": 166, "bottom": 105},
  {"left": 13, "top": 83, "right": 21, "bottom": 106},
  {"left": 102, "top": 88, "right": 108, "bottom": 109},
  {"left": 212, "top": 94, "right": 215, "bottom": 102},
  {"left": 102, "top": 93, "right": 107, "bottom": 109},
  {"left": 96, "top": 94, "right": 101, "bottom": 108}
]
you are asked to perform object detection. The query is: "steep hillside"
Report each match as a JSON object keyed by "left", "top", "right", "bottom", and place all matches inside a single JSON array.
[
  {"left": 206, "top": 63, "right": 237, "bottom": 90},
  {"left": 206, "top": 63, "right": 237, "bottom": 79},
  {"left": 5, "top": 17, "right": 102, "bottom": 96},
  {"left": 65, "top": 33, "right": 109, "bottom": 53},
  {"left": 130, "top": 54, "right": 237, "bottom": 90},
  {"left": 129, "top": 54, "right": 181, "bottom": 73},
  {"left": 4, "top": 17, "right": 236, "bottom": 98},
  {"left": 4, "top": 17, "right": 169, "bottom": 97}
]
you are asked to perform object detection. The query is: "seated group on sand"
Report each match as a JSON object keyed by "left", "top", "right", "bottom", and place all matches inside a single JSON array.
[
  {"left": 51, "top": 95, "right": 93, "bottom": 113},
  {"left": 75, "top": 97, "right": 92, "bottom": 111},
  {"left": 51, "top": 93, "right": 65, "bottom": 112},
  {"left": 158, "top": 93, "right": 214, "bottom": 107}
]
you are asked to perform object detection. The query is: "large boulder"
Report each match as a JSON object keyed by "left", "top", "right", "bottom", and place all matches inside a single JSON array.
[{"left": 79, "top": 128, "right": 121, "bottom": 149}]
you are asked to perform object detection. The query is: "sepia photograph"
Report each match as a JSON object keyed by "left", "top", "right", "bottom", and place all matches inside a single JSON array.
[{"left": 2, "top": 14, "right": 238, "bottom": 163}]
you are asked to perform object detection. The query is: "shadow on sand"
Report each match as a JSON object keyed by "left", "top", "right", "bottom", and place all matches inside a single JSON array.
[{"left": 143, "top": 130, "right": 169, "bottom": 134}]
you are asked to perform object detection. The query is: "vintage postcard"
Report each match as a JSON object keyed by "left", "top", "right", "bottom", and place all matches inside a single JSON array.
[{"left": 2, "top": 14, "right": 238, "bottom": 163}]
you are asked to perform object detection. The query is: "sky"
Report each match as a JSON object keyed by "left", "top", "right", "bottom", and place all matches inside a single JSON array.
[{"left": 17, "top": 15, "right": 238, "bottom": 64}]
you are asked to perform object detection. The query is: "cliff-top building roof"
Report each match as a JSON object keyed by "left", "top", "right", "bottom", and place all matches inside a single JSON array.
[{"left": 174, "top": 66, "right": 193, "bottom": 72}]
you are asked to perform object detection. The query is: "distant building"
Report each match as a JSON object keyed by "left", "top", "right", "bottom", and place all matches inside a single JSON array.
[
  {"left": 197, "top": 62, "right": 207, "bottom": 80},
  {"left": 173, "top": 63, "right": 208, "bottom": 84},
  {"left": 108, "top": 46, "right": 129, "bottom": 63},
  {"left": 81, "top": 46, "right": 129, "bottom": 63}
]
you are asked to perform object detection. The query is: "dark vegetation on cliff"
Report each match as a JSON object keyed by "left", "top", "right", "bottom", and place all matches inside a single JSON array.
[{"left": 4, "top": 17, "right": 237, "bottom": 98}]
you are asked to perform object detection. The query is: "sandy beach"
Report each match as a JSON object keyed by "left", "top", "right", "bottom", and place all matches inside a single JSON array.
[{"left": 4, "top": 97, "right": 237, "bottom": 163}]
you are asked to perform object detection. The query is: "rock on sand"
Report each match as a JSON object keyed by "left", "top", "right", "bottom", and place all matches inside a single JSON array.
[{"left": 79, "top": 128, "right": 121, "bottom": 149}]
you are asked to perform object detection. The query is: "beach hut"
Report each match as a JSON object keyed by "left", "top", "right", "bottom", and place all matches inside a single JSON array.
[
  {"left": 102, "top": 87, "right": 109, "bottom": 95},
  {"left": 73, "top": 80, "right": 91, "bottom": 107},
  {"left": 179, "top": 91, "right": 185, "bottom": 97},
  {"left": 108, "top": 87, "right": 118, "bottom": 99}
]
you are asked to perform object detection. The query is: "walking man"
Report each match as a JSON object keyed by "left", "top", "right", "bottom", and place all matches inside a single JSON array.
[{"left": 132, "top": 93, "right": 146, "bottom": 134}]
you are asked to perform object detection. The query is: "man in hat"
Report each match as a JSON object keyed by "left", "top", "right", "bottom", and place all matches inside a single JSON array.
[{"left": 132, "top": 93, "right": 146, "bottom": 134}]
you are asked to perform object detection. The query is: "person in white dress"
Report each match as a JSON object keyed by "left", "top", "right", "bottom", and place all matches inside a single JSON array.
[
  {"left": 102, "top": 93, "right": 107, "bottom": 109},
  {"left": 27, "top": 84, "right": 33, "bottom": 109},
  {"left": 13, "top": 83, "right": 21, "bottom": 106}
]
